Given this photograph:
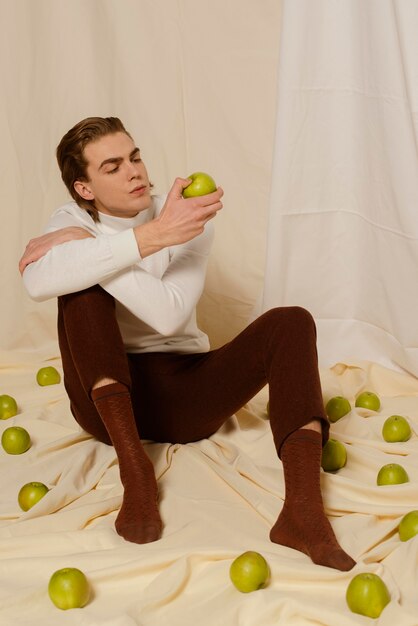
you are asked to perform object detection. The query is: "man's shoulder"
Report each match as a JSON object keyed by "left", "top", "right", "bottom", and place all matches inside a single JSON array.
[
  {"left": 51, "top": 200, "right": 92, "bottom": 220},
  {"left": 46, "top": 201, "right": 96, "bottom": 231}
]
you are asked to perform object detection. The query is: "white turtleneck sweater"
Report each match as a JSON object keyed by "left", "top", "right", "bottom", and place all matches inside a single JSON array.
[{"left": 23, "top": 195, "right": 212, "bottom": 354}]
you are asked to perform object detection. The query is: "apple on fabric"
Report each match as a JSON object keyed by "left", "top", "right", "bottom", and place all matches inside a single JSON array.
[
  {"left": 355, "top": 391, "right": 380, "bottom": 412},
  {"left": 36, "top": 366, "right": 61, "bottom": 386},
  {"left": 0, "top": 394, "right": 18, "bottom": 419},
  {"left": 398, "top": 510, "right": 418, "bottom": 541},
  {"left": 346, "top": 572, "right": 390, "bottom": 618},
  {"left": 18, "top": 481, "right": 49, "bottom": 511},
  {"left": 182, "top": 172, "right": 217, "bottom": 198},
  {"left": 376, "top": 463, "right": 409, "bottom": 486},
  {"left": 229, "top": 551, "right": 270, "bottom": 593},
  {"left": 321, "top": 438, "right": 347, "bottom": 472},
  {"left": 48, "top": 567, "right": 90, "bottom": 610},
  {"left": 325, "top": 396, "right": 351, "bottom": 423},
  {"left": 382, "top": 415, "right": 411, "bottom": 442},
  {"left": 1, "top": 426, "right": 31, "bottom": 454}
]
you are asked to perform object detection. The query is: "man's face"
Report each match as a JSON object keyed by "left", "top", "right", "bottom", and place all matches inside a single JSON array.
[{"left": 76, "top": 132, "right": 152, "bottom": 218}]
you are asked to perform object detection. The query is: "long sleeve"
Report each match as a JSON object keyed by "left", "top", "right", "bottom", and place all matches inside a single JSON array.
[
  {"left": 101, "top": 239, "right": 212, "bottom": 336},
  {"left": 22, "top": 229, "right": 141, "bottom": 301},
  {"left": 22, "top": 199, "right": 214, "bottom": 337}
]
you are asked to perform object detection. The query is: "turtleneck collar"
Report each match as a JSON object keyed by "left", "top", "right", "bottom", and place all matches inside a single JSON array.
[{"left": 96, "top": 198, "right": 155, "bottom": 233}]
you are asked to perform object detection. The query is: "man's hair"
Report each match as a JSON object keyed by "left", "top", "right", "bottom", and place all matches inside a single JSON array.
[{"left": 56, "top": 116, "right": 132, "bottom": 222}]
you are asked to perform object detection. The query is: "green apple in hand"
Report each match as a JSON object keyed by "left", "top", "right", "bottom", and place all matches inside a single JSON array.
[
  {"left": 346, "top": 572, "right": 390, "bottom": 618},
  {"left": 377, "top": 463, "right": 409, "bottom": 486},
  {"left": 18, "top": 481, "right": 49, "bottom": 511},
  {"left": 182, "top": 172, "right": 217, "bottom": 198},
  {"left": 325, "top": 396, "right": 351, "bottom": 422},
  {"left": 1, "top": 426, "right": 31, "bottom": 454},
  {"left": 0, "top": 394, "right": 18, "bottom": 420},
  {"left": 229, "top": 551, "right": 270, "bottom": 593},
  {"left": 36, "top": 366, "right": 61, "bottom": 386},
  {"left": 355, "top": 391, "right": 380, "bottom": 411},
  {"left": 382, "top": 415, "right": 411, "bottom": 442},
  {"left": 48, "top": 567, "right": 90, "bottom": 610},
  {"left": 321, "top": 438, "right": 347, "bottom": 472},
  {"left": 398, "top": 510, "right": 418, "bottom": 541}
]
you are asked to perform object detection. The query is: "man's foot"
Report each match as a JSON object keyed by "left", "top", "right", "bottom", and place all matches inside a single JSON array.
[
  {"left": 113, "top": 441, "right": 163, "bottom": 544},
  {"left": 270, "top": 505, "right": 355, "bottom": 570},
  {"left": 272, "top": 428, "right": 356, "bottom": 571},
  {"left": 115, "top": 483, "right": 162, "bottom": 544}
]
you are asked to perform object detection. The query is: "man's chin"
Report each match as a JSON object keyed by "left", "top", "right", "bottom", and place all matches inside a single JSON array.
[
  {"left": 128, "top": 191, "right": 152, "bottom": 211},
  {"left": 136, "top": 194, "right": 152, "bottom": 211}
]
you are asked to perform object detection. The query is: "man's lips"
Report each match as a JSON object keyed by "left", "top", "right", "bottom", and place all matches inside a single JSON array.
[{"left": 130, "top": 185, "right": 147, "bottom": 195}]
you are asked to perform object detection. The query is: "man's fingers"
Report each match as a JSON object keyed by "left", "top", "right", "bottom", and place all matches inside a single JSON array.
[
  {"left": 207, "top": 186, "right": 224, "bottom": 201},
  {"left": 202, "top": 198, "right": 223, "bottom": 219},
  {"left": 18, "top": 228, "right": 94, "bottom": 275},
  {"left": 168, "top": 177, "right": 193, "bottom": 199},
  {"left": 19, "top": 255, "right": 30, "bottom": 275}
]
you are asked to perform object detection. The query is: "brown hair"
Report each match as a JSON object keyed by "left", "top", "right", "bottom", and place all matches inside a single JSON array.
[{"left": 56, "top": 116, "right": 132, "bottom": 222}]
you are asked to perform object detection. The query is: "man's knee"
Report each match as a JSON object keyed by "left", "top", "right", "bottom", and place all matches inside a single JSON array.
[
  {"left": 59, "top": 284, "right": 115, "bottom": 309},
  {"left": 263, "top": 306, "right": 316, "bottom": 330}
]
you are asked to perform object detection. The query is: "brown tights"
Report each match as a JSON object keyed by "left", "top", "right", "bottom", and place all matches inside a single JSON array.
[{"left": 57, "top": 285, "right": 355, "bottom": 569}]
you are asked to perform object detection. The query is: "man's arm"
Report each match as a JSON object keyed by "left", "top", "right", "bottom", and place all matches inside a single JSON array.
[
  {"left": 20, "top": 179, "right": 222, "bottom": 272},
  {"left": 19, "top": 227, "right": 95, "bottom": 275},
  {"left": 20, "top": 179, "right": 223, "bottom": 303},
  {"left": 101, "top": 224, "right": 214, "bottom": 336}
]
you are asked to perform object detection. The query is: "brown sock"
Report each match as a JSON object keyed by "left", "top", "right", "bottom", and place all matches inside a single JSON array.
[
  {"left": 91, "top": 382, "right": 162, "bottom": 544},
  {"left": 270, "top": 429, "right": 356, "bottom": 571}
]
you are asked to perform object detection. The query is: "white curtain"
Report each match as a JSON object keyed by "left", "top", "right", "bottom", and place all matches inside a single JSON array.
[{"left": 261, "top": 0, "right": 418, "bottom": 376}]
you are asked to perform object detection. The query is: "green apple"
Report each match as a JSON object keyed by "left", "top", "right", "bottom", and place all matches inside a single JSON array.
[
  {"left": 18, "top": 481, "right": 49, "bottom": 511},
  {"left": 36, "top": 366, "right": 61, "bottom": 386},
  {"left": 325, "top": 396, "right": 351, "bottom": 422},
  {"left": 355, "top": 391, "right": 380, "bottom": 411},
  {"left": 382, "top": 415, "right": 411, "bottom": 442},
  {"left": 377, "top": 463, "right": 409, "bottom": 486},
  {"left": 182, "top": 172, "right": 217, "bottom": 198},
  {"left": 398, "top": 510, "right": 418, "bottom": 542},
  {"left": 0, "top": 394, "right": 18, "bottom": 420},
  {"left": 321, "top": 438, "right": 347, "bottom": 472},
  {"left": 346, "top": 572, "right": 390, "bottom": 619},
  {"left": 1, "top": 426, "right": 31, "bottom": 454},
  {"left": 229, "top": 551, "right": 270, "bottom": 593},
  {"left": 48, "top": 567, "right": 90, "bottom": 610}
]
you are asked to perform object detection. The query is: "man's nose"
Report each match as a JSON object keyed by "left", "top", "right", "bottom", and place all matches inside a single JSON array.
[{"left": 128, "top": 162, "right": 140, "bottom": 178}]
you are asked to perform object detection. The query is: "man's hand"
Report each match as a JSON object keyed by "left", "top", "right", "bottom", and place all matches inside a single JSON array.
[
  {"left": 19, "top": 227, "right": 94, "bottom": 274},
  {"left": 134, "top": 178, "right": 224, "bottom": 258}
]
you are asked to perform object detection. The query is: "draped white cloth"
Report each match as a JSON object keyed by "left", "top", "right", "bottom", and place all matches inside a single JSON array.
[
  {"left": 261, "top": 0, "right": 418, "bottom": 377},
  {"left": 1, "top": 354, "right": 418, "bottom": 625}
]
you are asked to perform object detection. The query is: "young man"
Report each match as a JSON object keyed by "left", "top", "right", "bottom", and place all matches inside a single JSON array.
[{"left": 19, "top": 117, "right": 355, "bottom": 571}]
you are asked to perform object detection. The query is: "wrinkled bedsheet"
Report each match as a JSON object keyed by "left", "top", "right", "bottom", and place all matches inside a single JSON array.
[{"left": 1, "top": 351, "right": 417, "bottom": 625}]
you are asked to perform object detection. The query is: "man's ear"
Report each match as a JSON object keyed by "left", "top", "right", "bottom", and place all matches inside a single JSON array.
[{"left": 74, "top": 180, "right": 94, "bottom": 201}]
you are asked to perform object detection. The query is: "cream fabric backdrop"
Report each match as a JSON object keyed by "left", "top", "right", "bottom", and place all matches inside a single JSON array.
[
  {"left": 0, "top": 0, "right": 280, "bottom": 356},
  {"left": 261, "top": 0, "right": 418, "bottom": 377}
]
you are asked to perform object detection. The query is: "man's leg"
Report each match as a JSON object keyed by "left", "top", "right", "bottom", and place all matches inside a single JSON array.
[
  {"left": 58, "top": 285, "right": 161, "bottom": 544},
  {"left": 128, "top": 307, "right": 355, "bottom": 570}
]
